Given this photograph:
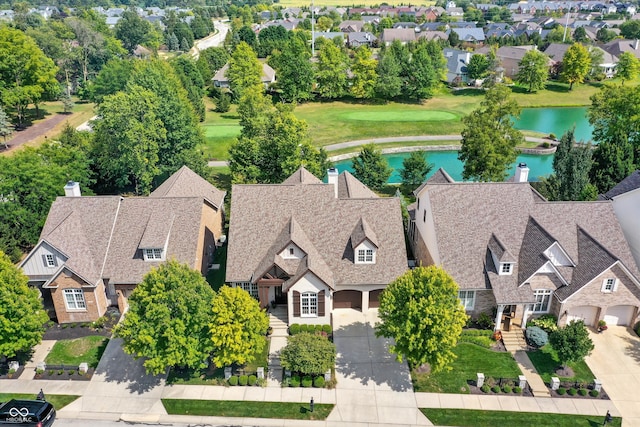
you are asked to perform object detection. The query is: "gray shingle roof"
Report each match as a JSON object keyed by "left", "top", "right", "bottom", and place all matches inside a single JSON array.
[
  {"left": 419, "top": 181, "right": 639, "bottom": 302},
  {"left": 337, "top": 171, "right": 378, "bottom": 199},
  {"left": 226, "top": 169, "right": 407, "bottom": 287},
  {"left": 602, "top": 170, "right": 640, "bottom": 199},
  {"left": 150, "top": 165, "right": 226, "bottom": 209},
  {"left": 282, "top": 167, "right": 322, "bottom": 185}
]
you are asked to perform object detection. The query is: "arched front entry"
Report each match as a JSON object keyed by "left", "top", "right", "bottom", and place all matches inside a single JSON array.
[
  {"left": 369, "top": 289, "right": 384, "bottom": 308},
  {"left": 333, "top": 290, "right": 362, "bottom": 310}
]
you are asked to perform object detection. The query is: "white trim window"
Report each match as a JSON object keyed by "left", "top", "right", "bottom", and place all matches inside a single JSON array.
[
  {"left": 501, "top": 263, "right": 512, "bottom": 274},
  {"left": 45, "top": 254, "right": 56, "bottom": 267},
  {"left": 356, "top": 249, "right": 375, "bottom": 264},
  {"left": 301, "top": 292, "right": 318, "bottom": 317},
  {"left": 144, "top": 248, "right": 163, "bottom": 261},
  {"left": 601, "top": 278, "right": 617, "bottom": 293},
  {"left": 237, "top": 282, "right": 258, "bottom": 299},
  {"left": 458, "top": 290, "right": 475, "bottom": 311},
  {"left": 64, "top": 289, "right": 86, "bottom": 310},
  {"left": 532, "top": 289, "right": 552, "bottom": 313}
]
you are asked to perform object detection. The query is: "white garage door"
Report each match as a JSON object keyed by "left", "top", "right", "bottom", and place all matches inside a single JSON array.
[
  {"left": 604, "top": 305, "right": 636, "bottom": 326},
  {"left": 566, "top": 306, "right": 598, "bottom": 326}
]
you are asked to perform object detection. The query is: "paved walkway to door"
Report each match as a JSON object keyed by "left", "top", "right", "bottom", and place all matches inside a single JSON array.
[
  {"left": 328, "top": 308, "right": 432, "bottom": 425},
  {"left": 586, "top": 325, "right": 639, "bottom": 427}
]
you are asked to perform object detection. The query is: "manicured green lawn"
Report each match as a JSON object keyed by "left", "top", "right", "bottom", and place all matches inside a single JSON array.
[
  {"left": 421, "top": 409, "right": 622, "bottom": 427},
  {"left": 167, "top": 337, "right": 269, "bottom": 385},
  {"left": 527, "top": 345, "right": 595, "bottom": 383},
  {"left": 162, "top": 399, "right": 334, "bottom": 420},
  {"left": 0, "top": 394, "right": 79, "bottom": 410},
  {"left": 341, "top": 110, "right": 458, "bottom": 122},
  {"left": 45, "top": 336, "right": 108, "bottom": 368},
  {"left": 412, "top": 342, "right": 521, "bottom": 393}
]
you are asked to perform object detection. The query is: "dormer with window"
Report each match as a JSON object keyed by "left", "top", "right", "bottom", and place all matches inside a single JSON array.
[
  {"left": 280, "top": 243, "right": 305, "bottom": 260},
  {"left": 351, "top": 217, "right": 379, "bottom": 265},
  {"left": 139, "top": 212, "right": 174, "bottom": 262},
  {"left": 488, "top": 234, "right": 516, "bottom": 276}
]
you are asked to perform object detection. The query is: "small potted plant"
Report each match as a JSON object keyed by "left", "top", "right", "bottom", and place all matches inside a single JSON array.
[{"left": 597, "top": 319, "right": 608, "bottom": 332}]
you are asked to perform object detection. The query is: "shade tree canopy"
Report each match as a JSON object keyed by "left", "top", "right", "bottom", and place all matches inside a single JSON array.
[
  {"left": 280, "top": 332, "right": 336, "bottom": 376},
  {"left": 351, "top": 143, "right": 392, "bottom": 191}
]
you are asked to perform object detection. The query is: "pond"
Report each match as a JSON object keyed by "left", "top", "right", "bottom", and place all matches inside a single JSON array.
[
  {"left": 333, "top": 151, "right": 555, "bottom": 184},
  {"left": 513, "top": 107, "right": 593, "bottom": 142}
]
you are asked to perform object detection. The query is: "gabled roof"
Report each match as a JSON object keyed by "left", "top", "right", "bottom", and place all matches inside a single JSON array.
[
  {"left": 213, "top": 62, "right": 276, "bottom": 84},
  {"left": 150, "top": 165, "right": 226, "bottom": 209},
  {"left": 381, "top": 28, "right": 416, "bottom": 42},
  {"left": 350, "top": 217, "right": 379, "bottom": 248},
  {"left": 420, "top": 178, "right": 640, "bottom": 301},
  {"left": 226, "top": 168, "right": 407, "bottom": 287},
  {"left": 488, "top": 233, "right": 516, "bottom": 263},
  {"left": 602, "top": 170, "right": 640, "bottom": 199},
  {"left": 282, "top": 167, "right": 322, "bottom": 185}
]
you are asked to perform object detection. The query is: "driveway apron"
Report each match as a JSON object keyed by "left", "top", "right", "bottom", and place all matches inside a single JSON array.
[
  {"left": 585, "top": 326, "right": 637, "bottom": 427},
  {"left": 328, "top": 308, "right": 432, "bottom": 425}
]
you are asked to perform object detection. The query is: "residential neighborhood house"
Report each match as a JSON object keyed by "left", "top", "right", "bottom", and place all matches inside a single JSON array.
[
  {"left": 20, "top": 166, "right": 226, "bottom": 323},
  {"left": 226, "top": 167, "right": 407, "bottom": 326}
]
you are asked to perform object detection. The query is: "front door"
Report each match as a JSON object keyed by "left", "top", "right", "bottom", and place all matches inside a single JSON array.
[{"left": 275, "top": 285, "right": 286, "bottom": 304}]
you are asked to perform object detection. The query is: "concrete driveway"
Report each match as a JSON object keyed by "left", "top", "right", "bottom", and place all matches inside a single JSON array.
[
  {"left": 327, "top": 308, "right": 432, "bottom": 425},
  {"left": 585, "top": 326, "right": 639, "bottom": 427}
]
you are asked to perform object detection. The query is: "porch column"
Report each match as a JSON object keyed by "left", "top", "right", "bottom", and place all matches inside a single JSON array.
[
  {"left": 362, "top": 290, "right": 369, "bottom": 312},
  {"left": 494, "top": 304, "right": 505, "bottom": 331},
  {"left": 522, "top": 304, "right": 531, "bottom": 329}
]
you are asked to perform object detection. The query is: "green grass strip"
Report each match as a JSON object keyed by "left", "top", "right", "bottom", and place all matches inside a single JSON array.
[
  {"left": 0, "top": 393, "right": 80, "bottom": 410},
  {"left": 162, "top": 399, "right": 334, "bottom": 420},
  {"left": 421, "top": 408, "right": 622, "bottom": 427}
]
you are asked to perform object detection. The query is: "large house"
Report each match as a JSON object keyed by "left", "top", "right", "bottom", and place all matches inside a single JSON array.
[
  {"left": 20, "top": 166, "right": 225, "bottom": 323},
  {"left": 409, "top": 165, "right": 640, "bottom": 331},
  {"left": 225, "top": 167, "right": 407, "bottom": 325},
  {"left": 213, "top": 62, "right": 276, "bottom": 89}
]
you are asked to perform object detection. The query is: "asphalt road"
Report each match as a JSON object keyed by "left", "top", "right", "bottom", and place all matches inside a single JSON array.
[{"left": 192, "top": 20, "right": 229, "bottom": 59}]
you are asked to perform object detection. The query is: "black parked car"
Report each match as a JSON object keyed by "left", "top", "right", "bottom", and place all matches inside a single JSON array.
[{"left": 0, "top": 400, "right": 55, "bottom": 426}]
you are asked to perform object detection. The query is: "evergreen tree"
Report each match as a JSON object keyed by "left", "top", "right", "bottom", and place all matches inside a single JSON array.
[
  {"left": 167, "top": 32, "right": 179, "bottom": 51},
  {"left": 351, "top": 144, "right": 392, "bottom": 190},
  {"left": 590, "top": 137, "right": 636, "bottom": 194},
  {"left": 375, "top": 48, "right": 403, "bottom": 99},
  {"left": 400, "top": 151, "right": 433, "bottom": 194},
  {"left": 551, "top": 129, "right": 594, "bottom": 200}
]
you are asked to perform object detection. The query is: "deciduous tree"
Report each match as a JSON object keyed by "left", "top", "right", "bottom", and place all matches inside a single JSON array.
[
  {"left": 549, "top": 320, "right": 594, "bottom": 370},
  {"left": 561, "top": 43, "right": 591, "bottom": 90},
  {"left": 115, "top": 9, "right": 153, "bottom": 53},
  {"left": 280, "top": 333, "right": 336, "bottom": 376},
  {"left": 620, "top": 19, "right": 640, "bottom": 40},
  {"left": 459, "top": 85, "right": 523, "bottom": 181},
  {"left": 615, "top": 52, "right": 639, "bottom": 84},
  {"left": 0, "top": 250, "right": 49, "bottom": 359},
  {"left": 315, "top": 41, "right": 348, "bottom": 99},
  {"left": 351, "top": 144, "right": 392, "bottom": 191},
  {"left": 88, "top": 58, "right": 135, "bottom": 104},
  {"left": 269, "top": 37, "right": 313, "bottom": 103},
  {"left": 404, "top": 42, "right": 438, "bottom": 100},
  {"left": 227, "top": 42, "right": 263, "bottom": 98},
  {"left": 171, "top": 56, "right": 206, "bottom": 121},
  {"left": 197, "top": 47, "right": 229, "bottom": 82},
  {"left": 0, "top": 106, "right": 13, "bottom": 149},
  {"left": 516, "top": 49, "right": 549, "bottom": 92},
  {"left": 466, "top": 54, "right": 489, "bottom": 81},
  {"left": 210, "top": 286, "right": 269, "bottom": 367},
  {"left": 376, "top": 266, "right": 467, "bottom": 372},
  {"left": 375, "top": 49, "right": 403, "bottom": 99},
  {"left": 350, "top": 45, "right": 377, "bottom": 99},
  {"left": 116, "top": 261, "right": 215, "bottom": 376}
]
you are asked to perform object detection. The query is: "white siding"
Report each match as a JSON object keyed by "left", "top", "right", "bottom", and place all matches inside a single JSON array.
[
  {"left": 611, "top": 188, "right": 640, "bottom": 270},
  {"left": 287, "top": 272, "right": 330, "bottom": 325},
  {"left": 544, "top": 242, "right": 573, "bottom": 266},
  {"left": 354, "top": 240, "right": 377, "bottom": 264},
  {"left": 279, "top": 243, "right": 305, "bottom": 260},
  {"left": 21, "top": 241, "right": 67, "bottom": 277}
]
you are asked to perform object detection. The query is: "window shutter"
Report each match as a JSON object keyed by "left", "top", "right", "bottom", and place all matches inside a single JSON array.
[
  {"left": 613, "top": 279, "right": 619, "bottom": 292},
  {"left": 53, "top": 256, "right": 58, "bottom": 267},
  {"left": 318, "top": 290, "right": 325, "bottom": 316},
  {"left": 601, "top": 280, "right": 609, "bottom": 292},
  {"left": 293, "top": 291, "right": 300, "bottom": 317},
  {"left": 42, "top": 254, "right": 47, "bottom": 266}
]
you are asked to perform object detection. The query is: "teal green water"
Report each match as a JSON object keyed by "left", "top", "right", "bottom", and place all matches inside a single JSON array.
[
  {"left": 333, "top": 151, "right": 554, "bottom": 183},
  {"left": 514, "top": 107, "right": 593, "bottom": 142}
]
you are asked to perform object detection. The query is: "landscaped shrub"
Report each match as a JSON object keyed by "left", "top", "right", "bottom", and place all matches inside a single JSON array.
[
  {"left": 514, "top": 386, "right": 522, "bottom": 394},
  {"left": 549, "top": 133, "right": 557, "bottom": 140},
  {"left": 290, "top": 375, "right": 300, "bottom": 387},
  {"left": 228, "top": 376, "right": 238, "bottom": 386},
  {"left": 557, "top": 387, "right": 567, "bottom": 395},
  {"left": 477, "top": 312, "right": 494, "bottom": 329},
  {"left": 485, "top": 377, "right": 496, "bottom": 387},
  {"left": 289, "top": 324, "right": 300, "bottom": 335},
  {"left": 302, "top": 375, "right": 313, "bottom": 387},
  {"left": 491, "top": 385, "right": 501, "bottom": 393},
  {"left": 313, "top": 376, "right": 325, "bottom": 388},
  {"left": 542, "top": 142, "right": 551, "bottom": 149},
  {"left": 568, "top": 388, "right": 577, "bottom": 396},
  {"left": 322, "top": 324, "right": 332, "bottom": 334},
  {"left": 590, "top": 389, "right": 599, "bottom": 397},
  {"left": 314, "top": 324, "right": 323, "bottom": 332},
  {"left": 459, "top": 329, "right": 493, "bottom": 348},
  {"left": 47, "top": 370, "right": 54, "bottom": 376},
  {"left": 68, "top": 370, "right": 76, "bottom": 375},
  {"left": 239, "top": 375, "right": 248, "bottom": 386},
  {"left": 502, "top": 385, "right": 512, "bottom": 393},
  {"left": 36, "top": 368, "right": 44, "bottom": 375},
  {"left": 248, "top": 375, "right": 257, "bottom": 386},
  {"left": 481, "top": 384, "right": 490, "bottom": 393},
  {"left": 57, "top": 370, "right": 64, "bottom": 375},
  {"left": 526, "top": 326, "right": 549, "bottom": 348},
  {"left": 529, "top": 315, "right": 558, "bottom": 333},
  {"left": 300, "top": 324, "right": 309, "bottom": 333},
  {"left": 578, "top": 388, "right": 588, "bottom": 396}
]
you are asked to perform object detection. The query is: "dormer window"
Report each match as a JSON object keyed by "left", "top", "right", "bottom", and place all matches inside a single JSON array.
[
  {"left": 501, "top": 263, "right": 512, "bottom": 274},
  {"left": 144, "top": 248, "right": 164, "bottom": 261},
  {"left": 356, "top": 248, "right": 375, "bottom": 264},
  {"left": 289, "top": 248, "right": 295, "bottom": 256}
]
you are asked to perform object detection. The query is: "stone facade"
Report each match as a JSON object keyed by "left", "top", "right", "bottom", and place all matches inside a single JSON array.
[
  {"left": 470, "top": 289, "right": 496, "bottom": 319},
  {"left": 49, "top": 269, "right": 107, "bottom": 323},
  {"left": 557, "top": 264, "right": 640, "bottom": 327},
  {"left": 195, "top": 203, "right": 224, "bottom": 274}
]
